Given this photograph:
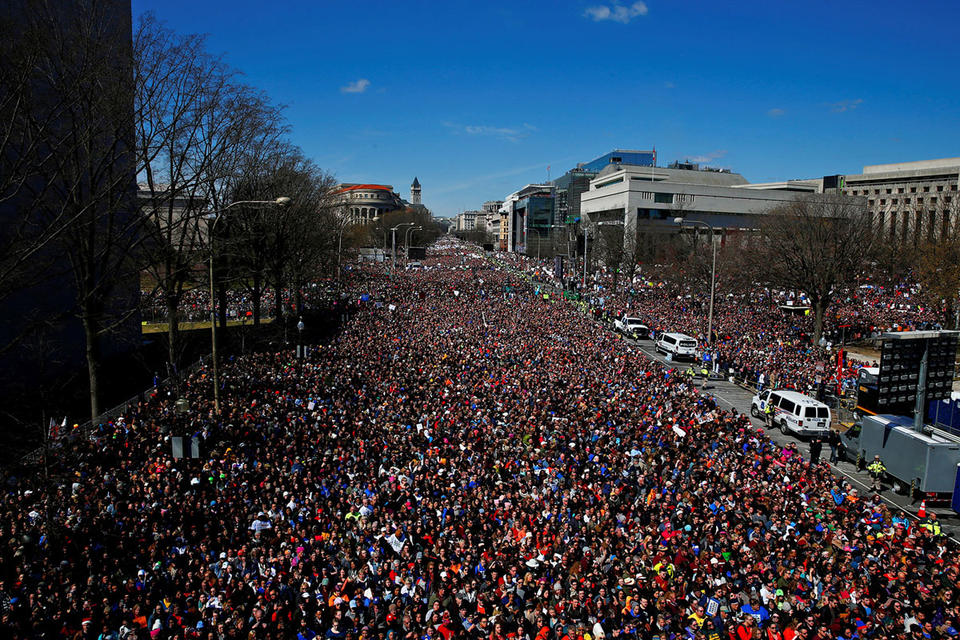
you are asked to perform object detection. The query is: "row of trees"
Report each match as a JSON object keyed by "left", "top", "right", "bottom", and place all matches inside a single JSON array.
[{"left": 0, "top": 6, "right": 349, "bottom": 422}]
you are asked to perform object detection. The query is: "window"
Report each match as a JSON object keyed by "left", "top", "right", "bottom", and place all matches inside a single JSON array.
[
  {"left": 898, "top": 187, "right": 904, "bottom": 193},
  {"left": 654, "top": 192, "right": 673, "bottom": 204},
  {"left": 880, "top": 199, "right": 886, "bottom": 205},
  {"left": 911, "top": 187, "right": 917, "bottom": 193},
  {"left": 868, "top": 199, "right": 875, "bottom": 207},
  {"left": 817, "top": 407, "right": 829, "bottom": 418},
  {"left": 595, "top": 177, "right": 623, "bottom": 189},
  {"left": 886, "top": 188, "right": 892, "bottom": 194},
  {"left": 938, "top": 185, "right": 944, "bottom": 192},
  {"left": 780, "top": 399, "right": 796, "bottom": 413},
  {"left": 924, "top": 186, "right": 930, "bottom": 192}
]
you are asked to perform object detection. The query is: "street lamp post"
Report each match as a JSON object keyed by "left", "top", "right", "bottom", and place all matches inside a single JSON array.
[
  {"left": 336, "top": 223, "right": 348, "bottom": 287},
  {"left": 391, "top": 223, "right": 414, "bottom": 274},
  {"left": 584, "top": 220, "right": 623, "bottom": 289},
  {"left": 404, "top": 225, "right": 422, "bottom": 264},
  {"left": 297, "top": 316, "right": 305, "bottom": 373},
  {"left": 674, "top": 216, "right": 717, "bottom": 354},
  {"left": 582, "top": 223, "right": 590, "bottom": 289},
  {"left": 207, "top": 196, "right": 290, "bottom": 413},
  {"left": 531, "top": 224, "right": 565, "bottom": 261}
]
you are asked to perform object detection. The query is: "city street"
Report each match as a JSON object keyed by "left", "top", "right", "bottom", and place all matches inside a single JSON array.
[{"left": 617, "top": 328, "right": 960, "bottom": 537}]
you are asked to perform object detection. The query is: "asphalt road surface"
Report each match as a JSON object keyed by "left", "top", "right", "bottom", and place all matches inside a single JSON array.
[{"left": 612, "top": 323, "right": 960, "bottom": 539}]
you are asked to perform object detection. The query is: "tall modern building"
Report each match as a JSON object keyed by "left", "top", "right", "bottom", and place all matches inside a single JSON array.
[
  {"left": 581, "top": 149, "right": 656, "bottom": 173},
  {"left": 499, "top": 184, "right": 555, "bottom": 254},
  {"left": 553, "top": 167, "right": 597, "bottom": 223}
]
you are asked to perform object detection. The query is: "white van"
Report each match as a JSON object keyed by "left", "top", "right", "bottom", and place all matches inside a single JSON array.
[
  {"left": 751, "top": 389, "right": 832, "bottom": 436},
  {"left": 655, "top": 332, "right": 698, "bottom": 360}
]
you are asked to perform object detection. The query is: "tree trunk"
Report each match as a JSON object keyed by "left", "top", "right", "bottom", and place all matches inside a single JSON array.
[
  {"left": 166, "top": 295, "right": 179, "bottom": 385},
  {"left": 252, "top": 274, "right": 262, "bottom": 326},
  {"left": 812, "top": 297, "right": 827, "bottom": 345},
  {"left": 217, "top": 282, "right": 228, "bottom": 331},
  {"left": 82, "top": 312, "right": 101, "bottom": 422},
  {"left": 272, "top": 276, "right": 284, "bottom": 320}
]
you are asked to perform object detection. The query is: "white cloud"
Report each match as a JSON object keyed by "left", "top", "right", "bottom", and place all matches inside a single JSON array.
[
  {"left": 444, "top": 122, "right": 537, "bottom": 143},
  {"left": 829, "top": 98, "right": 863, "bottom": 113},
  {"left": 340, "top": 79, "right": 370, "bottom": 94},
  {"left": 767, "top": 108, "right": 785, "bottom": 118},
  {"left": 584, "top": 1, "right": 648, "bottom": 23},
  {"left": 685, "top": 150, "right": 728, "bottom": 164}
]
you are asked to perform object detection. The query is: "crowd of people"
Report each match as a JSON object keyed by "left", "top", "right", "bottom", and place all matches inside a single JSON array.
[
  {"left": 501, "top": 254, "right": 942, "bottom": 398},
  {"left": 0, "top": 240, "right": 957, "bottom": 640}
]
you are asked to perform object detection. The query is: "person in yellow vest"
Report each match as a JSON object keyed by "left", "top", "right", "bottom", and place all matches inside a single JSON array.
[
  {"left": 920, "top": 512, "right": 943, "bottom": 536},
  {"left": 764, "top": 402, "right": 775, "bottom": 429},
  {"left": 867, "top": 455, "right": 886, "bottom": 492}
]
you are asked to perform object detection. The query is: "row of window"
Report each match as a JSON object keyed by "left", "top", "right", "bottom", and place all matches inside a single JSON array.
[
  {"left": 870, "top": 196, "right": 953, "bottom": 207},
  {"left": 846, "top": 183, "right": 957, "bottom": 196},
  {"left": 350, "top": 192, "right": 391, "bottom": 200}
]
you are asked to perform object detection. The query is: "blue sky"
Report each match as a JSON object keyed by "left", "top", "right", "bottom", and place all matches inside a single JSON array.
[{"left": 131, "top": 0, "right": 960, "bottom": 218}]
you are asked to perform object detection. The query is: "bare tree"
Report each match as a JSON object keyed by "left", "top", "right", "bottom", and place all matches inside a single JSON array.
[
  {"left": 134, "top": 13, "right": 287, "bottom": 375},
  {"left": 751, "top": 195, "right": 874, "bottom": 344},
  {"left": 913, "top": 191, "right": 960, "bottom": 326}
]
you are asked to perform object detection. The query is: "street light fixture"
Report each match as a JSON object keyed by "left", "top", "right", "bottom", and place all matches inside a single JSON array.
[
  {"left": 530, "top": 223, "right": 566, "bottom": 261},
  {"left": 674, "top": 216, "right": 717, "bottom": 356},
  {"left": 206, "top": 197, "right": 290, "bottom": 413},
  {"left": 583, "top": 220, "right": 623, "bottom": 288},
  {"left": 404, "top": 225, "right": 422, "bottom": 264},
  {"left": 390, "top": 223, "right": 415, "bottom": 273},
  {"left": 297, "top": 316, "right": 305, "bottom": 372}
]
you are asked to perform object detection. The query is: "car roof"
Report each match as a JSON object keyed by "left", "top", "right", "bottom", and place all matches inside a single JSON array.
[
  {"left": 768, "top": 390, "right": 827, "bottom": 406},
  {"left": 661, "top": 332, "right": 695, "bottom": 340}
]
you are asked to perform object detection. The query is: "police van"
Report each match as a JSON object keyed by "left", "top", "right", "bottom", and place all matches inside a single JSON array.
[
  {"left": 751, "top": 389, "right": 832, "bottom": 436},
  {"left": 655, "top": 332, "right": 698, "bottom": 360}
]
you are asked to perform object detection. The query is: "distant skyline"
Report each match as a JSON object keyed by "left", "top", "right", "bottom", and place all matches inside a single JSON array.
[{"left": 131, "top": 0, "right": 960, "bottom": 218}]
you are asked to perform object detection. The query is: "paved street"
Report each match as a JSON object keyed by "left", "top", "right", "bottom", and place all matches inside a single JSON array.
[{"left": 615, "top": 328, "right": 960, "bottom": 538}]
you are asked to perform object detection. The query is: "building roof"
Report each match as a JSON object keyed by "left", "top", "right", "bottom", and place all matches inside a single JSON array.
[
  {"left": 334, "top": 183, "right": 394, "bottom": 194},
  {"left": 862, "top": 158, "right": 960, "bottom": 175},
  {"left": 595, "top": 164, "right": 747, "bottom": 187},
  {"left": 411, "top": 177, "right": 420, "bottom": 188}
]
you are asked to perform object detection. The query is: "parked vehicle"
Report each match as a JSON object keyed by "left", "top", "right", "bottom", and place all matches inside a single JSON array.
[
  {"left": 613, "top": 315, "right": 651, "bottom": 339},
  {"left": 839, "top": 414, "right": 960, "bottom": 500},
  {"left": 655, "top": 332, "right": 697, "bottom": 360},
  {"left": 751, "top": 389, "right": 832, "bottom": 436}
]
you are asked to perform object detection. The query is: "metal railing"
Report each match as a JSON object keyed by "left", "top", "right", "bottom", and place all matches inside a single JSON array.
[{"left": 18, "top": 359, "right": 206, "bottom": 465}]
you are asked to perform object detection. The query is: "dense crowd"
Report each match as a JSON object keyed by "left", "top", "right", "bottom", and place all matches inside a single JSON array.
[
  {"left": 140, "top": 279, "right": 358, "bottom": 325},
  {"left": 501, "top": 254, "right": 941, "bottom": 397},
  {"left": 1, "top": 240, "right": 956, "bottom": 640}
]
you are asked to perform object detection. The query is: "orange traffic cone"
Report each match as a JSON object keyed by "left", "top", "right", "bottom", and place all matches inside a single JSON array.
[{"left": 918, "top": 501, "right": 927, "bottom": 518}]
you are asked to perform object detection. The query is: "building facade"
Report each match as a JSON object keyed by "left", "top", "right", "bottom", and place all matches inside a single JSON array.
[
  {"left": 552, "top": 167, "right": 597, "bottom": 224},
  {"left": 335, "top": 183, "right": 407, "bottom": 224},
  {"left": 579, "top": 163, "right": 859, "bottom": 257},
  {"left": 835, "top": 159, "right": 960, "bottom": 244}
]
